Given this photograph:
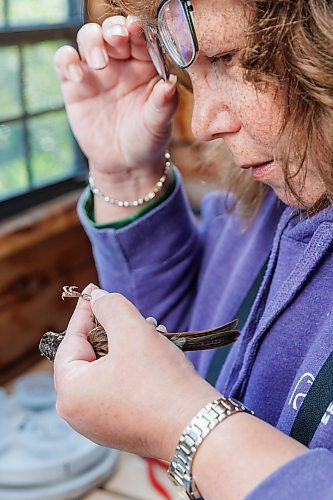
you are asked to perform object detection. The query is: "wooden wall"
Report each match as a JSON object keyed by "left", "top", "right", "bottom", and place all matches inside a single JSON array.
[{"left": 0, "top": 192, "right": 98, "bottom": 384}]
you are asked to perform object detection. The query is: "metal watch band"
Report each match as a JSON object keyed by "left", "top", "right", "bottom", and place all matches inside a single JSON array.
[{"left": 168, "top": 396, "right": 254, "bottom": 499}]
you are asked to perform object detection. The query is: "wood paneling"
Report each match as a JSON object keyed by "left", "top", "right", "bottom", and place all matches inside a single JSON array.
[{"left": 0, "top": 192, "right": 98, "bottom": 384}]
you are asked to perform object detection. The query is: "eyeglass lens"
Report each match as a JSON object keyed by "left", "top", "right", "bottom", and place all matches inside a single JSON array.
[
  {"left": 158, "top": 0, "right": 196, "bottom": 68},
  {"left": 143, "top": 0, "right": 196, "bottom": 81},
  {"left": 144, "top": 27, "right": 170, "bottom": 81}
]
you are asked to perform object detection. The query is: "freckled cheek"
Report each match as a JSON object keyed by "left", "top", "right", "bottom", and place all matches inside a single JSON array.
[{"left": 230, "top": 86, "right": 283, "bottom": 146}]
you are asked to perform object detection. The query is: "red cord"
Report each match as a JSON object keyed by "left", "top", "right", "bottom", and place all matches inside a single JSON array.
[{"left": 145, "top": 458, "right": 172, "bottom": 500}]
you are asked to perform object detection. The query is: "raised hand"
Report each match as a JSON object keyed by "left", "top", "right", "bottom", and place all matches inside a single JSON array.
[{"left": 54, "top": 16, "right": 179, "bottom": 176}]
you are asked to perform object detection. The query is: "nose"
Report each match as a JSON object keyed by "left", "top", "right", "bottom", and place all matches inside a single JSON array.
[{"left": 188, "top": 69, "right": 241, "bottom": 142}]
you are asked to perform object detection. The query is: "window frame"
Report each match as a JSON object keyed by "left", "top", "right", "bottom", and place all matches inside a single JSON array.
[{"left": 0, "top": 1, "right": 87, "bottom": 221}]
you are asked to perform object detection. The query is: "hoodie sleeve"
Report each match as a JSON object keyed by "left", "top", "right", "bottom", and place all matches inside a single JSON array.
[
  {"left": 77, "top": 171, "right": 204, "bottom": 331},
  {"left": 246, "top": 448, "right": 333, "bottom": 500}
]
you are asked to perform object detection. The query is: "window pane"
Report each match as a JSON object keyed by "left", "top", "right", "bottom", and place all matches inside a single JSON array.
[
  {"left": 24, "top": 40, "right": 66, "bottom": 114},
  {"left": 29, "top": 111, "right": 77, "bottom": 188},
  {"left": 0, "top": 0, "right": 5, "bottom": 28},
  {"left": 0, "top": 122, "right": 28, "bottom": 200},
  {"left": 0, "top": 46, "right": 22, "bottom": 121},
  {"left": 8, "top": 0, "right": 69, "bottom": 26}
]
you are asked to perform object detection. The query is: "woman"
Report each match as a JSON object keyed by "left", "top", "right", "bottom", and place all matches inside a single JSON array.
[{"left": 54, "top": 0, "right": 333, "bottom": 498}]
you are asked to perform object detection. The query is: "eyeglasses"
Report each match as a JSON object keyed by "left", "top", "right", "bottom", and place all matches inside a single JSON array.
[{"left": 143, "top": 0, "right": 199, "bottom": 81}]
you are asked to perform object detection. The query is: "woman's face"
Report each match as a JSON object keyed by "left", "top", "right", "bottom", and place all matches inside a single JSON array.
[{"left": 187, "top": 0, "right": 325, "bottom": 207}]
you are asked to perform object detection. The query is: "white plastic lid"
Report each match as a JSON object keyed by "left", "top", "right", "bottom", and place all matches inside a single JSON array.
[
  {"left": 0, "top": 416, "right": 16, "bottom": 455},
  {"left": 12, "top": 372, "right": 56, "bottom": 411},
  {"left": 19, "top": 412, "right": 77, "bottom": 459}
]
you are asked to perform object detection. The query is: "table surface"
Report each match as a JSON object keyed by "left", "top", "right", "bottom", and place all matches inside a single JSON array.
[
  {"left": 5, "top": 360, "right": 179, "bottom": 500},
  {"left": 83, "top": 451, "right": 178, "bottom": 499}
]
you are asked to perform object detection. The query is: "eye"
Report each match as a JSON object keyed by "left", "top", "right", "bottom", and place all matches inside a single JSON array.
[{"left": 210, "top": 51, "right": 235, "bottom": 66}]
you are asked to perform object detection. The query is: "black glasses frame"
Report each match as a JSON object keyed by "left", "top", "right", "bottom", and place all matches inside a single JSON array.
[
  {"left": 157, "top": 0, "right": 199, "bottom": 69},
  {"left": 143, "top": 0, "right": 199, "bottom": 81}
]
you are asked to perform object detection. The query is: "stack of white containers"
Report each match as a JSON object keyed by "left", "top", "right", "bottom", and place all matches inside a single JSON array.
[{"left": 0, "top": 373, "right": 118, "bottom": 500}]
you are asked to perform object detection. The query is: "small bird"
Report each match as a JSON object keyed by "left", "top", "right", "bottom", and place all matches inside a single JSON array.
[{"left": 39, "top": 286, "right": 240, "bottom": 361}]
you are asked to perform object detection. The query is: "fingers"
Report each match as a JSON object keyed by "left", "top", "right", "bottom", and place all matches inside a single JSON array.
[
  {"left": 102, "top": 16, "right": 131, "bottom": 60},
  {"left": 143, "top": 75, "right": 179, "bottom": 132},
  {"left": 54, "top": 283, "right": 98, "bottom": 373},
  {"left": 55, "top": 16, "right": 153, "bottom": 87},
  {"left": 66, "top": 283, "right": 98, "bottom": 334},
  {"left": 146, "top": 316, "right": 168, "bottom": 333},
  {"left": 54, "top": 45, "right": 84, "bottom": 83},
  {"left": 77, "top": 23, "right": 109, "bottom": 69},
  {"left": 90, "top": 290, "right": 154, "bottom": 347},
  {"left": 103, "top": 15, "right": 151, "bottom": 62},
  {"left": 127, "top": 16, "right": 151, "bottom": 62},
  {"left": 75, "top": 16, "right": 150, "bottom": 68}
]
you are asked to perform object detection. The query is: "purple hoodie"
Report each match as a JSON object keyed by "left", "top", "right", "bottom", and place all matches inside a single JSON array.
[{"left": 79, "top": 171, "right": 333, "bottom": 499}]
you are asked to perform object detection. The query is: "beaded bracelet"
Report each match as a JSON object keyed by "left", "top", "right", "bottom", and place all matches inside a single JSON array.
[{"left": 89, "top": 152, "right": 171, "bottom": 208}]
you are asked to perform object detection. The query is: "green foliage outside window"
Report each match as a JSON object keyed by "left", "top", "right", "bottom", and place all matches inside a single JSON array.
[
  {"left": 0, "top": 0, "right": 70, "bottom": 27},
  {"left": 0, "top": 0, "right": 84, "bottom": 206}
]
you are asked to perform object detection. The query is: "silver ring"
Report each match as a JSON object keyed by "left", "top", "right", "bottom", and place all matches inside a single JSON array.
[{"left": 81, "top": 293, "right": 92, "bottom": 301}]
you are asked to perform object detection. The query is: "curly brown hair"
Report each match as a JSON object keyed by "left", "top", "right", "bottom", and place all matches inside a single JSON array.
[
  {"left": 86, "top": 0, "right": 333, "bottom": 215},
  {"left": 244, "top": 0, "right": 333, "bottom": 212}
]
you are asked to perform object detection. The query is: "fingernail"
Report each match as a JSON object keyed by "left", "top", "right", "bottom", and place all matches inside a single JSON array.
[
  {"left": 146, "top": 316, "right": 158, "bottom": 326},
  {"left": 91, "top": 289, "right": 109, "bottom": 302},
  {"left": 127, "top": 15, "right": 140, "bottom": 25},
  {"left": 168, "top": 74, "right": 178, "bottom": 86},
  {"left": 90, "top": 47, "right": 108, "bottom": 69},
  {"left": 157, "top": 324, "right": 168, "bottom": 333},
  {"left": 165, "top": 74, "right": 178, "bottom": 97},
  {"left": 68, "top": 64, "right": 83, "bottom": 83},
  {"left": 108, "top": 25, "right": 128, "bottom": 37}
]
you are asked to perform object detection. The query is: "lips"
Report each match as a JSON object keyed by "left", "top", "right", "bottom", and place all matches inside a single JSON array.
[{"left": 241, "top": 160, "right": 273, "bottom": 170}]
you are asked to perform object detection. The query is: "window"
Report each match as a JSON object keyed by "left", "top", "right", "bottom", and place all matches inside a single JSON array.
[{"left": 0, "top": 0, "right": 86, "bottom": 220}]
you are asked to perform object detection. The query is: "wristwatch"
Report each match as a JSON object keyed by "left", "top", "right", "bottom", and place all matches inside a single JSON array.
[{"left": 167, "top": 396, "right": 254, "bottom": 499}]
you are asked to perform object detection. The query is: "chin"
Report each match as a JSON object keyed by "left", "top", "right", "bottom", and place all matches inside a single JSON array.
[
  {"left": 258, "top": 177, "right": 297, "bottom": 206},
  {"left": 271, "top": 187, "right": 294, "bottom": 206},
  {"left": 269, "top": 184, "right": 324, "bottom": 209}
]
